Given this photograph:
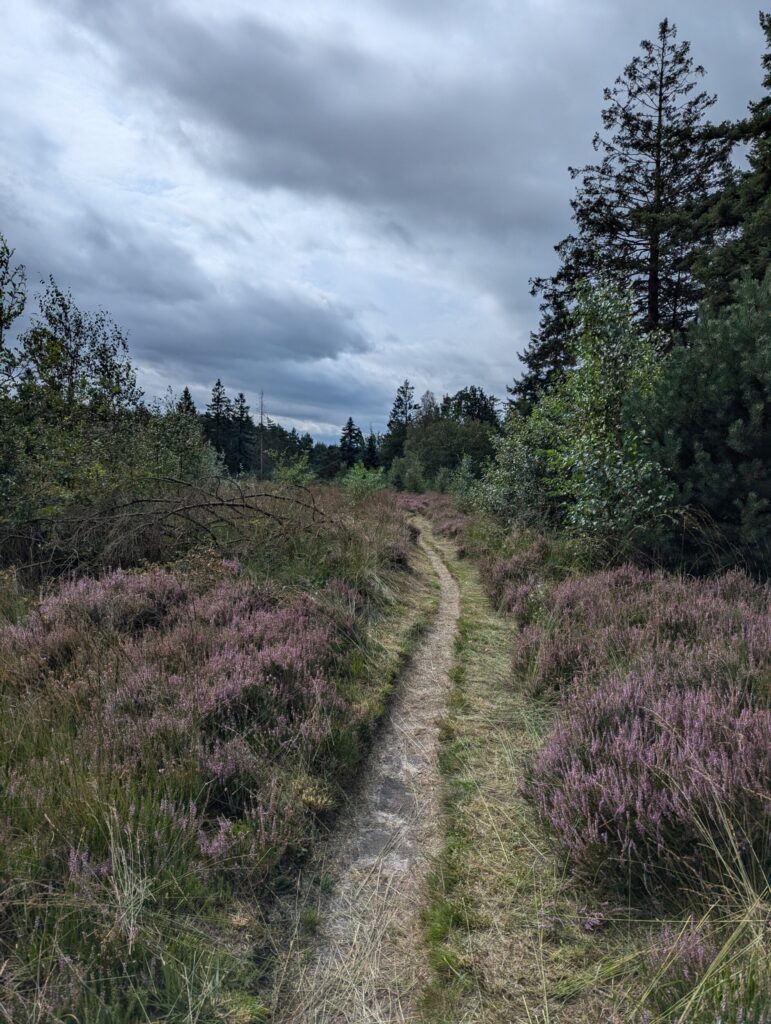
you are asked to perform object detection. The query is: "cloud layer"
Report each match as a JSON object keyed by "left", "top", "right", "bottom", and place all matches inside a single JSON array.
[{"left": 0, "top": 0, "right": 764, "bottom": 437}]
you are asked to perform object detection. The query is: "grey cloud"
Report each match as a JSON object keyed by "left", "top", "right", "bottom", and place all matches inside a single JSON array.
[
  {"left": 129, "top": 288, "right": 370, "bottom": 370},
  {"left": 1, "top": 194, "right": 376, "bottom": 435},
  {"left": 3, "top": 0, "right": 766, "bottom": 437},
  {"left": 50, "top": 0, "right": 592, "bottom": 241},
  {"left": 49, "top": 0, "right": 764, "bottom": 306}
]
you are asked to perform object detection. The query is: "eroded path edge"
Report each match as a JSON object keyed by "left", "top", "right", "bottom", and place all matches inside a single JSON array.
[{"left": 276, "top": 525, "right": 459, "bottom": 1023}]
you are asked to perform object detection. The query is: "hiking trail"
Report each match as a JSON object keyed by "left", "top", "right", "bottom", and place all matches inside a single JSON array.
[{"left": 277, "top": 530, "right": 459, "bottom": 1023}]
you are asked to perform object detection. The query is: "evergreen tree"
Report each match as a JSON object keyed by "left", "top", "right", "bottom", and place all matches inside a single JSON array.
[
  {"left": 339, "top": 417, "right": 365, "bottom": 469},
  {"left": 176, "top": 387, "right": 197, "bottom": 417},
  {"left": 642, "top": 271, "right": 771, "bottom": 574},
  {"left": 388, "top": 379, "right": 419, "bottom": 430},
  {"left": 441, "top": 385, "right": 500, "bottom": 427},
  {"left": 381, "top": 379, "right": 419, "bottom": 466},
  {"left": 203, "top": 379, "right": 233, "bottom": 455},
  {"left": 310, "top": 441, "right": 342, "bottom": 480},
  {"left": 363, "top": 432, "right": 380, "bottom": 470},
  {"left": 230, "top": 392, "right": 256, "bottom": 473},
  {"left": 697, "top": 13, "right": 771, "bottom": 306},
  {"left": 514, "top": 20, "right": 734, "bottom": 404}
]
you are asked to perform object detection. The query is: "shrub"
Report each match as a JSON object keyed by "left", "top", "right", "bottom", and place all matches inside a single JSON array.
[
  {"left": 641, "top": 271, "right": 771, "bottom": 575},
  {"left": 477, "top": 400, "right": 561, "bottom": 527},
  {"left": 644, "top": 913, "right": 771, "bottom": 1023},
  {"left": 341, "top": 462, "right": 387, "bottom": 499},
  {"left": 480, "top": 284, "right": 671, "bottom": 547},
  {"left": 0, "top": 488, "right": 416, "bottom": 1020},
  {"left": 518, "top": 564, "right": 771, "bottom": 894},
  {"left": 525, "top": 671, "right": 770, "bottom": 892},
  {"left": 512, "top": 565, "right": 770, "bottom": 698}
]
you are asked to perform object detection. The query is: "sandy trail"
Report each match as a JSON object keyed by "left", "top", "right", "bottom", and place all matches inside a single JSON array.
[{"left": 278, "top": 535, "right": 459, "bottom": 1024}]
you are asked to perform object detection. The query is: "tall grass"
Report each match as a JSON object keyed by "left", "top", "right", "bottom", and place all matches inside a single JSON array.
[
  {"left": 411, "top": 492, "right": 770, "bottom": 1022},
  {"left": 0, "top": 486, "right": 417, "bottom": 1021}
]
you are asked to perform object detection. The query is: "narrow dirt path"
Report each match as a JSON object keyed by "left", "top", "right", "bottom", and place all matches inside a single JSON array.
[{"left": 278, "top": 532, "right": 459, "bottom": 1023}]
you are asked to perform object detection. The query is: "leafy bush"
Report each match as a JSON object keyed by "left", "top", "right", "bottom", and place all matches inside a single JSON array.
[
  {"left": 0, "top": 275, "right": 220, "bottom": 575},
  {"left": 388, "top": 452, "right": 426, "bottom": 492},
  {"left": 341, "top": 462, "right": 387, "bottom": 499},
  {"left": 271, "top": 450, "right": 316, "bottom": 487},
  {"left": 480, "top": 285, "right": 670, "bottom": 547},
  {"left": 476, "top": 401, "right": 559, "bottom": 526}
]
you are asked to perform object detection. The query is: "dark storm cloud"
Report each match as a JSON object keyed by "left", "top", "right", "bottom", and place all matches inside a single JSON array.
[
  {"left": 53, "top": 0, "right": 763, "bottom": 245},
  {"left": 128, "top": 285, "right": 370, "bottom": 370},
  {"left": 51, "top": 0, "right": 582, "bottom": 242},
  {"left": 3, "top": 0, "right": 767, "bottom": 435}
]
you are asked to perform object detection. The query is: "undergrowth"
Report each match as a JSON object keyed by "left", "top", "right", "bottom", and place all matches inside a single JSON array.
[
  {"left": 411, "top": 494, "right": 770, "bottom": 1024},
  {"left": 0, "top": 488, "right": 425, "bottom": 1023}
]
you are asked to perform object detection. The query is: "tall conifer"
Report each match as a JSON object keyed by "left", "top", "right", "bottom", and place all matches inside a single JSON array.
[
  {"left": 513, "top": 20, "right": 734, "bottom": 405},
  {"left": 339, "top": 417, "right": 365, "bottom": 469}
]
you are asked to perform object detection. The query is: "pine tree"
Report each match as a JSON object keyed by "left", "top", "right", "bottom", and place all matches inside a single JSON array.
[
  {"left": 513, "top": 20, "right": 734, "bottom": 404},
  {"left": 388, "top": 380, "right": 419, "bottom": 430},
  {"left": 642, "top": 271, "right": 771, "bottom": 573},
  {"left": 204, "top": 379, "right": 233, "bottom": 455},
  {"left": 441, "top": 385, "right": 500, "bottom": 427},
  {"left": 176, "top": 387, "right": 197, "bottom": 417},
  {"left": 231, "top": 392, "right": 255, "bottom": 473},
  {"left": 363, "top": 432, "right": 380, "bottom": 469},
  {"left": 339, "top": 417, "right": 365, "bottom": 469},
  {"left": 697, "top": 13, "right": 771, "bottom": 305},
  {"left": 381, "top": 379, "right": 419, "bottom": 466}
]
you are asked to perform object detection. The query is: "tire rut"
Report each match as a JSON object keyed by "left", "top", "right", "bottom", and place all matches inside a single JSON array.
[{"left": 277, "top": 533, "right": 459, "bottom": 1023}]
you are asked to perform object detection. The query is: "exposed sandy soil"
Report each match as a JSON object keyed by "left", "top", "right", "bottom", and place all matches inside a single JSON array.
[{"left": 277, "top": 535, "right": 459, "bottom": 1023}]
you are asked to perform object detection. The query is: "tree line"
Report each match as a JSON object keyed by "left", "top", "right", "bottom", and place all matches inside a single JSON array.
[
  {"left": 0, "top": 13, "right": 768, "bottom": 574},
  {"left": 482, "top": 14, "right": 771, "bottom": 574},
  {"left": 175, "top": 376, "right": 501, "bottom": 487}
]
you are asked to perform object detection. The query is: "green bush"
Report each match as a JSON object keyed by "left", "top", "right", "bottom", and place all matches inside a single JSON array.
[
  {"left": 388, "top": 453, "right": 426, "bottom": 493},
  {"left": 642, "top": 272, "right": 771, "bottom": 574},
  {"left": 341, "top": 462, "right": 387, "bottom": 499},
  {"left": 480, "top": 284, "right": 670, "bottom": 547}
]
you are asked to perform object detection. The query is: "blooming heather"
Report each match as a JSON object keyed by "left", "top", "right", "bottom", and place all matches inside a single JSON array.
[
  {"left": 0, "top": 562, "right": 371, "bottom": 885},
  {"left": 519, "top": 565, "right": 771, "bottom": 890}
]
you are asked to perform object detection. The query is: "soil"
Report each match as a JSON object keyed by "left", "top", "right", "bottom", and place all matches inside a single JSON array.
[{"left": 277, "top": 535, "right": 459, "bottom": 1023}]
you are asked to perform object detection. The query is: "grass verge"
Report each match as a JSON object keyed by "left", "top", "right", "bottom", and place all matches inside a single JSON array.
[
  {"left": 420, "top": 529, "right": 647, "bottom": 1024},
  {"left": 0, "top": 491, "right": 438, "bottom": 1023}
]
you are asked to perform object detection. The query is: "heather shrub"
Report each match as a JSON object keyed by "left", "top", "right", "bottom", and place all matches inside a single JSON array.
[
  {"left": 0, "top": 488, "right": 417, "bottom": 1020},
  {"left": 513, "top": 565, "right": 770, "bottom": 698},
  {"left": 526, "top": 670, "right": 770, "bottom": 892},
  {"left": 488, "top": 536, "right": 549, "bottom": 611},
  {"left": 395, "top": 493, "right": 433, "bottom": 515},
  {"left": 643, "top": 912, "right": 771, "bottom": 1023},
  {"left": 513, "top": 554, "right": 771, "bottom": 895}
]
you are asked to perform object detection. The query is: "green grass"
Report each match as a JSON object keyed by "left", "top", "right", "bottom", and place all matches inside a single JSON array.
[
  {"left": 0, "top": 491, "right": 439, "bottom": 1023},
  {"left": 420, "top": 529, "right": 649, "bottom": 1024}
]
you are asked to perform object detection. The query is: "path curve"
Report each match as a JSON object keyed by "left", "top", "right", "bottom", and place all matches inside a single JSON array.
[{"left": 280, "top": 532, "right": 459, "bottom": 1023}]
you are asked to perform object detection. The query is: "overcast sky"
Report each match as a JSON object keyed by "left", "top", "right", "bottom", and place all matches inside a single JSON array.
[{"left": 1, "top": 1, "right": 765, "bottom": 439}]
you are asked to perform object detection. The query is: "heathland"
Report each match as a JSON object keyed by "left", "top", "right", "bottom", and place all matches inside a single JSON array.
[{"left": 1, "top": 14, "right": 770, "bottom": 1023}]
